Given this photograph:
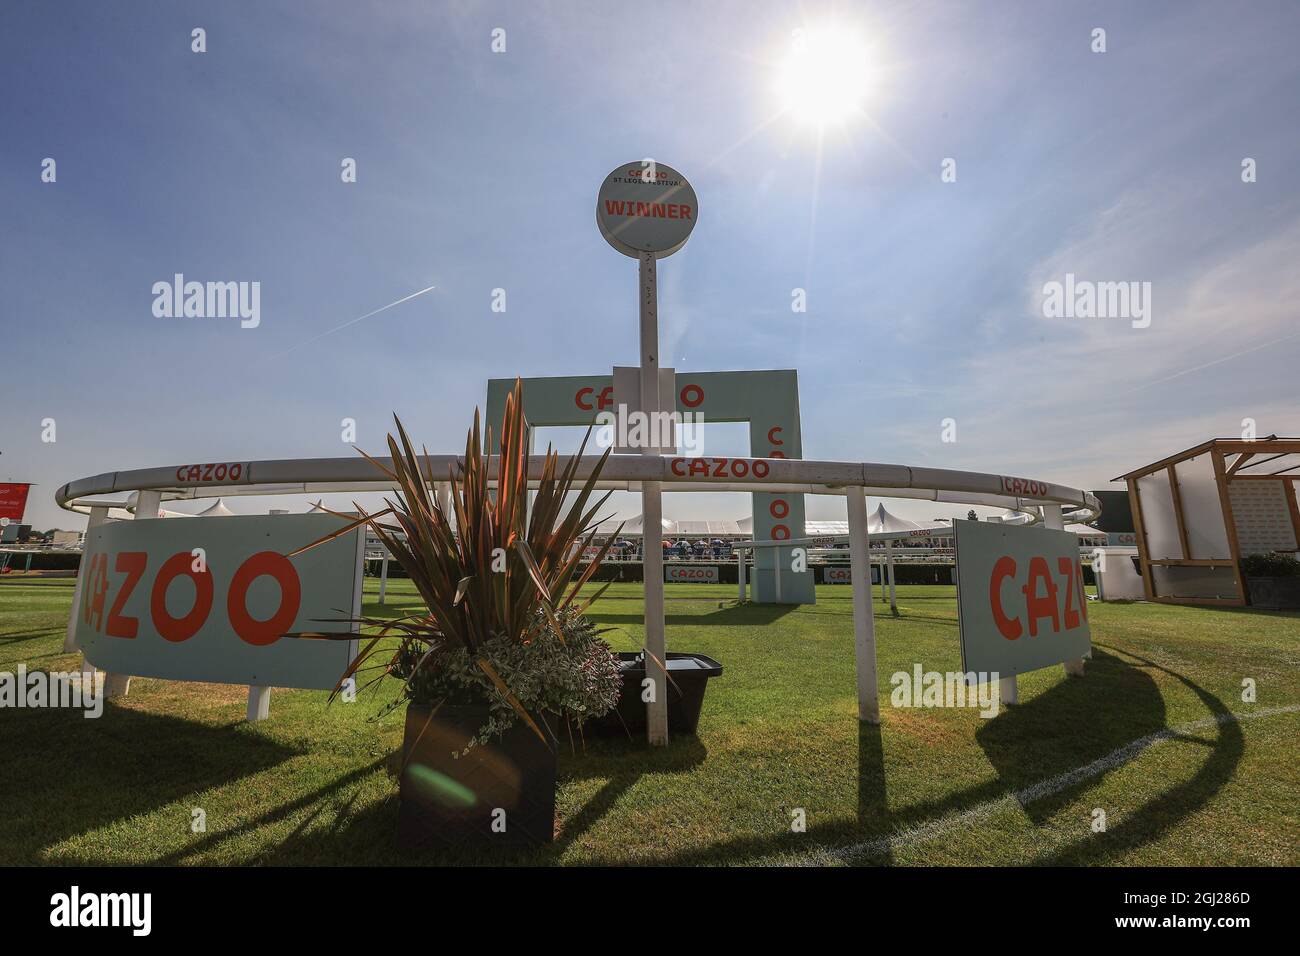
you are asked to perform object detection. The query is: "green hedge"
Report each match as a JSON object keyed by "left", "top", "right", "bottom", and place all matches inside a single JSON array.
[{"left": 3, "top": 551, "right": 82, "bottom": 571}]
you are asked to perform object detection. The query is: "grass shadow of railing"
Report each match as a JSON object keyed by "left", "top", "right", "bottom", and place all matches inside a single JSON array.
[
  {"left": 0, "top": 702, "right": 302, "bottom": 865},
  {"left": 1030, "top": 643, "right": 1245, "bottom": 864}
]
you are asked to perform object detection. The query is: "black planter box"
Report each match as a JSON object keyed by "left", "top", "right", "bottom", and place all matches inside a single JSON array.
[
  {"left": 1245, "top": 576, "right": 1300, "bottom": 610},
  {"left": 397, "top": 703, "right": 556, "bottom": 849},
  {"left": 584, "top": 652, "right": 723, "bottom": 738}
]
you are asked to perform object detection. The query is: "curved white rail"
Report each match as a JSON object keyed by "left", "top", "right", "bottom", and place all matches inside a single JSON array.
[{"left": 56, "top": 453, "right": 1100, "bottom": 520}]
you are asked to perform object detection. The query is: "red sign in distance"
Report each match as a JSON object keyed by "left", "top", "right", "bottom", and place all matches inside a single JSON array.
[{"left": 0, "top": 483, "right": 31, "bottom": 522}]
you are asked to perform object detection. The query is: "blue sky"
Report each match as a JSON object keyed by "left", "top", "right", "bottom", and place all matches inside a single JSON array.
[{"left": 3, "top": 0, "right": 1299, "bottom": 530}]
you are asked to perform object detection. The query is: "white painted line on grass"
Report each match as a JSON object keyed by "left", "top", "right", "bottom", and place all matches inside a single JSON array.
[{"left": 773, "top": 704, "right": 1300, "bottom": 866}]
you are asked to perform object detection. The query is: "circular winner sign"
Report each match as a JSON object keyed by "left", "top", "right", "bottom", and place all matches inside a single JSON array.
[{"left": 597, "top": 161, "right": 698, "bottom": 259}]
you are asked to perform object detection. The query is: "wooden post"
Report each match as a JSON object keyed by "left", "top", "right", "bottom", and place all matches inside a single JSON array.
[
  {"left": 1211, "top": 451, "right": 1248, "bottom": 606},
  {"left": 1127, "top": 477, "right": 1156, "bottom": 602}
]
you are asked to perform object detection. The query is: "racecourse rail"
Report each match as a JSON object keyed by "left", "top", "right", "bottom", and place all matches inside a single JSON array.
[
  {"left": 56, "top": 454, "right": 1101, "bottom": 520},
  {"left": 56, "top": 453, "right": 1099, "bottom": 727}
]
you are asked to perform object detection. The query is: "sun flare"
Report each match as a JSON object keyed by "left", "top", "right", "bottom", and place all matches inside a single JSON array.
[{"left": 775, "top": 27, "right": 873, "bottom": 127}]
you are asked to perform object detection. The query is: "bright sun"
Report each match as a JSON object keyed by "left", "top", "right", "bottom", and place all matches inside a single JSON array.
[{"left": 775, "top": 27, "right": 872, "bottom": 127}]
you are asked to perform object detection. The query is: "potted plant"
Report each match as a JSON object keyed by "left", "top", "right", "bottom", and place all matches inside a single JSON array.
[
  {"left": 292, "top": 380, "right": 625, "bottom": 849},
  {"left": 1240, "top": 552, "right": 1300, "bottom": 610}
]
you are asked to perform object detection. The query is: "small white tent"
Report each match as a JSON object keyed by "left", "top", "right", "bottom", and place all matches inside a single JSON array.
[
  {"left": 197, "top": 498, "right": 236, "bottom": 517},
  {"left": 867, "top": 503, "right": 922, "bottom": 534}
]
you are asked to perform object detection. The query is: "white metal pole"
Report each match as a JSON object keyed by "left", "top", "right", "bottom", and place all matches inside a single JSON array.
[
  {"left": 886, "top": 539, "right": 897, "bottom": 615},
  {"left": 737, "top": 547, "right": 746, "bottom": 602},
  {"left": 847, "top": 489, "right": 880, "bottom": 723},
  {"left": 378, "top": 552, "right": 390, "bottom": 604},
  {"left": 436, "top": 482, "right": 452, "bottom": 526},
  {"left": 246, "top": 686, "right": 271, "bottom": 721},
  {"left": 998, "top": 673, "right": 1018, "bottom": 706},
  {"left": 65, "top": 504, "right": 109, "bottom": 656},
  {"left": 639, "top": 250, "right": 668, "bottom": 746}
]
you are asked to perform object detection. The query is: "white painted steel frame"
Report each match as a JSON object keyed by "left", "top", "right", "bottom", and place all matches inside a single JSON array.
[
  {"left": 57, "top": 456, "right": 1097, "bottom": 727},
  {"left": 56, "top": 456, "right": 1100, "bottom": 517}
]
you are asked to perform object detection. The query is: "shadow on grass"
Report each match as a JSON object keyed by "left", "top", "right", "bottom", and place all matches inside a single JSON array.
[
  {"left": 0, "top": 626, "right": 66, "bottom": 644},
  {"left": 975, "top": 648, "right": 1166, "bottom": 826},
  {"left": 0, "top": 702, "right": 302, "bottom": 865},
  {"left": 16, "top": 642, "right": 1245, "bottom": 866},
  {"left": 206, "top": 736, "right": 711, "bottom": 866},
  {"left": 569, "top": 646, "right": 1239, "bottom": 866},
  {"left": 149, "top": 758, "right": 396, "bottom": 866},
  {"left": 1033, "top": 644, "right": 1244, "bottom": 865}
]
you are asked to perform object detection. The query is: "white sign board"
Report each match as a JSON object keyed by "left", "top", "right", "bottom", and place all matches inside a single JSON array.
[
  {"left": 597, "top": 161, "right": 698, "bottom": 259},
  {"left": 955, "top": 521, "right": 1092, "bottom": 678},
  {"left": 74, "top": 514, "right": 362, "bottom": 689}
]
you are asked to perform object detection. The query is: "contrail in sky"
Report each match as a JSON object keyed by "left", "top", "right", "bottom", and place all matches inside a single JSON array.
[
  {"left": 1134, "top": 328, "right": 1300, "bottom": 391},
  {"left": 270, "top": 284, "right": 437, "bottom": 358}
]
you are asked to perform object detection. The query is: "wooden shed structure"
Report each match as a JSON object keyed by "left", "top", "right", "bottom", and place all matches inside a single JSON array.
[{"left": 1115, "top": 436, "right": 1300, "bottom": 606}]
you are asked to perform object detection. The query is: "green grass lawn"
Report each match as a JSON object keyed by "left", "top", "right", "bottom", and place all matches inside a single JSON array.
[{"left": 1, "top": 577, "right": 1297, "bottom": 865}]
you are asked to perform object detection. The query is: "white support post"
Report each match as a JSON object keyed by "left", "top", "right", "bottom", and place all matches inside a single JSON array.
[
  {"left": 378, "top": 553, "right": 390, "bottom": 604},
  {"left": 847, "top": 489, "right": 880, "bottom": 723},
  {"left": 65, "top": 505, "right": 109, "bottom": 655},
  {"left": 737, "top": 547, "right": 747, "bottom": 602},
  {"left": 998, "top": 674, "right": 1019, "bottom": 706},
  {"left": 639, "top": 250, "right": 668, "bottom": 746},
  {"left": 886, "top": 539, "right": 897, "bottom": 616},
  {"left": 246, "top": 685, "right": 271, "bottom": 722},
  {"left": 1044, "top": 503, "right": 1087, "bottom": 677},
  {"left": 436, "top": 482, "right": 453, "bottom": 528},
  {"left": 104, "top": 491, "right": 162, "bottom": 698}
]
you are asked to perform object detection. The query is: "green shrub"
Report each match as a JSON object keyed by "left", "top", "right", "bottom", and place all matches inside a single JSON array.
[
  {"left": 391, "top": 607, "right": 621, "bottom": 749},
  {"left": 1240, "top": 552, "right": 1300, "bottom": 578}
]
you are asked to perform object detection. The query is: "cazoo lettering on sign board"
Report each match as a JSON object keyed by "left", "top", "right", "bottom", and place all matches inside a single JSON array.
[
  {"left": 74, "top": 514, "right": 361, "bottom": 689},
  {"left": 954, "top": 520, "right": 1092, "bottom": 678}
]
